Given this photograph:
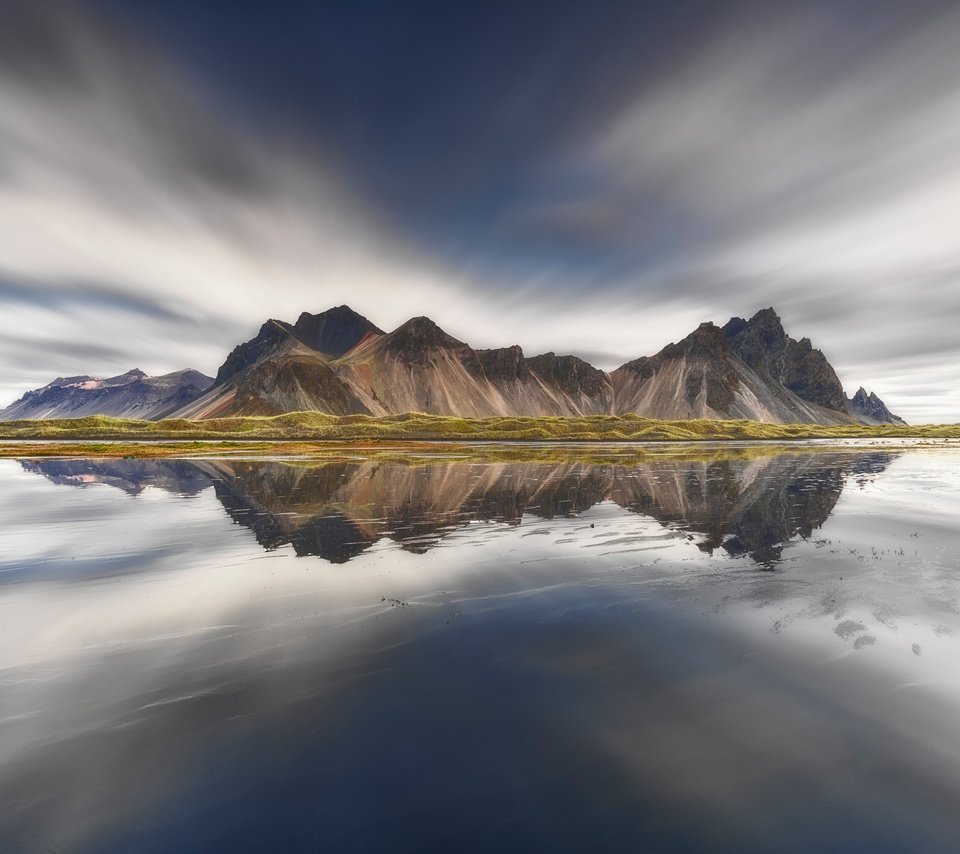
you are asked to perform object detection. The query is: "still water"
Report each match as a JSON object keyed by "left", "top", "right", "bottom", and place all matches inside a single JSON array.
[{"left": 1, "top": 443, "right": 959, "bottom": 852}]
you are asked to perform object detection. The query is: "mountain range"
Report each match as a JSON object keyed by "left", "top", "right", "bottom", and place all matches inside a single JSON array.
[{"left": 0, "top": 305, "right": 905, "bottom": 425}]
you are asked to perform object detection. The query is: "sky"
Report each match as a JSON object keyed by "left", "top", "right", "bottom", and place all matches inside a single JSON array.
[{"left": 1, "top": 0, "right": 959, "bottom": 422}]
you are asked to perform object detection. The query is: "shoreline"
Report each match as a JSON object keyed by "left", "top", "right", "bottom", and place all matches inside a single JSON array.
[{"left": 1, "top": 436, "right": 958, "bottom": 461}]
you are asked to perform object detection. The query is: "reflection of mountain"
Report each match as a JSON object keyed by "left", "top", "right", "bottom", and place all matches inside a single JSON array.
[
  {"left": 198, "top": 460, "right": 610, "bottom": 562},
  {"left": 19, "top": 458, "right": 212, "bottom": 496},
  {"left": 608, "top": 456, "right": 845, "bottom": 564},
  {"left": 23, "top": 451, "right": 898, "bottom": 564}
]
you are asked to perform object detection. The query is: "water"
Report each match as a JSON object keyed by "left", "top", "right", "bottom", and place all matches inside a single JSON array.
[{"left": 1, "top": 443, "right": 960, "bottom": 852}]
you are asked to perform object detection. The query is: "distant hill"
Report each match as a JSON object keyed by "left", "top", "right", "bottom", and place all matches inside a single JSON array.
[
  {"left": 847, "top": 386, "right": 907, "bottom": 426},
  {"left": 0, "top": 369, "right": 213, "bottom": 421}
]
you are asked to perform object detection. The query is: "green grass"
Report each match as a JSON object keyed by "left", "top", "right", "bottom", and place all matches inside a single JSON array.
[{"left": 1, "top": 410, "right": 959, "bottom": 448}]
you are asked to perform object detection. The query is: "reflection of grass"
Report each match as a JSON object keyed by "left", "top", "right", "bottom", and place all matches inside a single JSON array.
[{"left": 2, "top": 410, "right": 960, "bottom": 445}]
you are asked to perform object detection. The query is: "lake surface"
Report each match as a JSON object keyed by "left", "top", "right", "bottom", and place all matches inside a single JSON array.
[{"left": 2, "top": 442, "right": 960, "bottom": 852}]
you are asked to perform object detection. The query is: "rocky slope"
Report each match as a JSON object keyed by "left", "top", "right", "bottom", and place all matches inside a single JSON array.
[
  {"left": 610, "top": 308, "right": 893, "bottom": 425},
  {"left": 179, "top": 309, "right": 614, "bottom": 419},
  {"left": 847, "top": 387, "right": 907, "bottom": 426},
  {"left": 0, "top": 369, "right": 213, "bottom": 421}
]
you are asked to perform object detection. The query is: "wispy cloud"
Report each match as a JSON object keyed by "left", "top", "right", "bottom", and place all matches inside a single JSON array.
[{"left": 1, "top": 1, "right": 958, "bottom": 421}]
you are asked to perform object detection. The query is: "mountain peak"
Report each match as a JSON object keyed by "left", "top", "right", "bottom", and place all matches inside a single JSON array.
[
  {"left": 750, "top": 306, "right": 781, "bottom": 323},
  {"left": 393, "top": 316, "right": 462, "bottom": 344},
  {"left": 661, "top": 321, "right": 728, "bottom": 359},
  {"left": 291, "top": 305, "right": 383, "bottom": 357},
  {"left": 385, "top": 317, "right": 467, "bottom": 365},
  {"left": 848, "top": 387, "right": 905, "bottom": 425}
]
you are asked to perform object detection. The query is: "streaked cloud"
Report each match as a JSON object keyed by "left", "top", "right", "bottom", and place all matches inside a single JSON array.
[{"left": 0, "top": 1, "right": 958, "bottom": 421}]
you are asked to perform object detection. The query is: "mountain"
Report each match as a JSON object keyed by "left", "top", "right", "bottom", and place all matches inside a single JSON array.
[
  {"left": 178, "top": 305, "right": 903, "bottom": 424},
  {"left": 213, "top": 305, "right": 384, "bottom": 387},
  {"left": 179, "top": 309, "right": 614, "bottom": 419},
  {"left": 610, "top": 308, "right": 895, "bottom": 425},
  {"left": 847, "top": 386, "right": 907, "bottom": 426},
  {"left": 5, "top": 304, "right": 904, "bottom": 426},
  {"left": 0, "top": 368, "right": 213, "bottom": 421}
]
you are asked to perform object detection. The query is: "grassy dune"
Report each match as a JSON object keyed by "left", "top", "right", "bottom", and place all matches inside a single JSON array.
[{"left": 1, "top": 410, "right": 959, "bottom": 448}]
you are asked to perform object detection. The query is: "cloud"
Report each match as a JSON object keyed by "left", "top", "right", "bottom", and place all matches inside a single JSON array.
[
  {"left": 0, "top": 3, "right": 500, "bottom": 403},
  {"left": 0, "top": 1, "right": 958, "bottom": 422},
  {"left": 0, "top": 278, "right": 196, "bottom": 322}
]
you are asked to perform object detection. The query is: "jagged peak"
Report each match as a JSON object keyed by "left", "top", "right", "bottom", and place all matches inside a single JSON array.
[
  {"left": 723, "top": 307, "right": 786, "bottom": 342},
  {"left": 295, "top": 304, "right": 378, "bottom": 325},
  {"left": 527, "top": 351, "right": 603, "bottom": 371},
  {"left": 749, "top": 306, "right": 782, "bottom": 324},
  {"left": 382, "top": 316, "right": 467, "bottom": 365},
  {"left": 260, "top": 318, "right": 295, "bottom": 336},
  {"left": 389, "top": 316, "right": 464, "bottom": 347},
  {"left": 291, "top": 305, "right": 384, "bottom": 357},
  {"left": 847, "top": 386, "right": 905, "bottom": 425},
  {"left": 665, "top": 321, "right": 727, "bottom": 353}
]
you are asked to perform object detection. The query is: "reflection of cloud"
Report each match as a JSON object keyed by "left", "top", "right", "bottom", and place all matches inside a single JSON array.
[
  {"left": 0, "top": 4, "right": 495, "bottom": 402},
  {"left": 4, "top": 448, "right": 960, "bottom": 849}
]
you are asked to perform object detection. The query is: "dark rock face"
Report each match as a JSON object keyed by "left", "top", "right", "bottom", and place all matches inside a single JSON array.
[
  {"left": 781, "top": 337, "right": 849, "bottom": 411},
  {"left": 233, "top": 356, "right": 369, "bottom": 416},
  {"left": 616, "top": 323, "right": 740, "bottom": 413},
  {"left": 848, "top": 387, "right": 906, "bottom": 425},
  {"left": 723, "top": 308, "right": 848, "bottom": 412},
  {"left": 471, "top": 346, "right": 529, "bottom": 382},
  {"left": 383, "top": 316, "right": 467, "bottom": 365},
  {"left": 525, "top": 353, "right": 608, "bottom": 397},
  {"left": 214, "top": 320, "right": 295, "bottom": 386},
  {"left": 215, "top": 306, "right": 383, "bottom": 387},
  {"left": 666, "top": 323, "right": 740, "bottom": 410},
  {"left": 291, "top": 305, "right": 383, "bottom": 357}
]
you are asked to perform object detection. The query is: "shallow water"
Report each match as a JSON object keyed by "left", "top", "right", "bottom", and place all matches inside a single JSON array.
[{"left": 2, "top": 444, "right": 960, "bottom": 852}]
